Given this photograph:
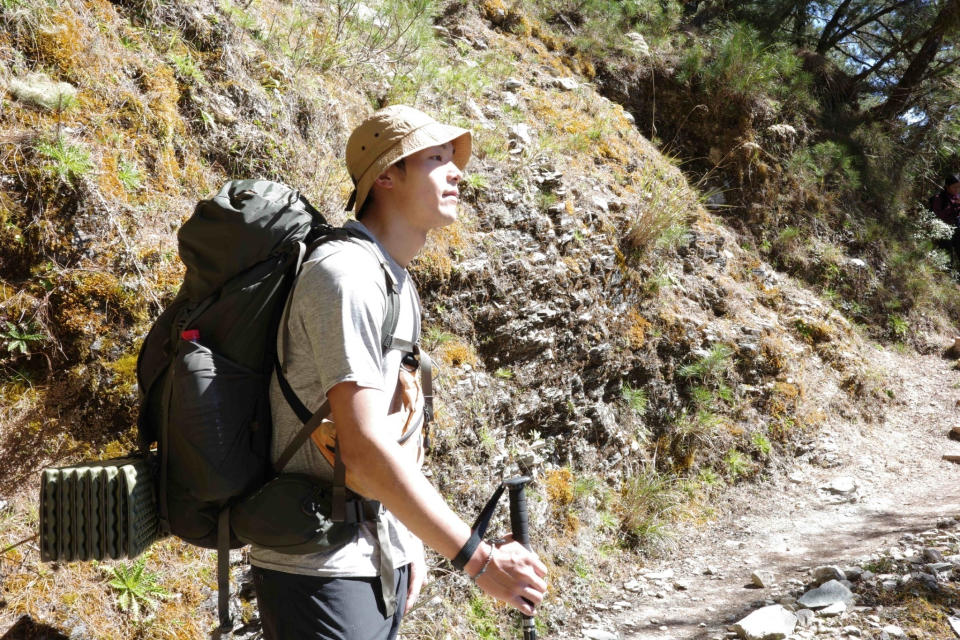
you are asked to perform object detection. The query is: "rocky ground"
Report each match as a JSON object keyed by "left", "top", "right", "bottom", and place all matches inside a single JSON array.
[{"left": 560, "top": 344, "right": 960, "bottom": 640}]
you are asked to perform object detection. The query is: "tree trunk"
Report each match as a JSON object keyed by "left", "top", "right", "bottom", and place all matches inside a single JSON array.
[{"left": 816, "top": 0, "right": 855, "bottom": 54}]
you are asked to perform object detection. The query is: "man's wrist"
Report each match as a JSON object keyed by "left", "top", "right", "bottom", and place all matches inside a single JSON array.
[
  {"left": 451, "top": 530, "right": 482, "bottom": 572},
  {"left": 463, "top": 541, "right": 493, "bottom": 577}
]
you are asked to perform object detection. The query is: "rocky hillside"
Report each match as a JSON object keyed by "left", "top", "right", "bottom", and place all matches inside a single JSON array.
[{"left": 0, "top": 1, "right": 952, "bottom": 638}]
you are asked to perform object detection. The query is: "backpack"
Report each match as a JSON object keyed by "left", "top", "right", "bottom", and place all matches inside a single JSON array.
[{"left": 135, "top": 180, "right": 424, "bottom": 628}]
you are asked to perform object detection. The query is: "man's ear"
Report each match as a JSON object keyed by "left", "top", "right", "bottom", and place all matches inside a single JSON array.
[{"left": 373, "top": 169, "right": 395, "bottom": 191}]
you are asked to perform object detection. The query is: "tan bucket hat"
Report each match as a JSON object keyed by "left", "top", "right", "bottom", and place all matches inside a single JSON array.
[{"left": 345, "top": 105, "right": 472, "bottom": 213}]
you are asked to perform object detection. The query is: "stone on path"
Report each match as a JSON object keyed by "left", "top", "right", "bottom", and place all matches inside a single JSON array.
[
  {"left": 795, "top": 609, "right": 815, "bottom": 628},
  {"left": 751, "top": 570, "right": 775, "bottom": 588},
  {"left": 948, "top": 616, "right": 960, "bottom": 637},
  {"left": 881, "top": 624, "right": 906, "bottom": 638},
  {"left": 813, "top": 565, "right": 845, "bottom": 584},
  {"left": 797, "top": 579, "right": 854, "bottom": 609},
  {"left": 732, "top": 604, "right": 797, "bottom": 640},
  {"left": 823, "top": 477, "right": 857, "bottom": 495},
  {"left": 819, "top": 601, "right": 846, "bottom": 617}
]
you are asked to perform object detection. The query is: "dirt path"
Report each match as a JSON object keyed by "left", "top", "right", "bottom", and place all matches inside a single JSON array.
[{"left": 599, "top": 345, "right": 960, "bottom": 639}]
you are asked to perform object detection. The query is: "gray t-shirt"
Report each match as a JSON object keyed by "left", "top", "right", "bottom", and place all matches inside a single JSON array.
[{"left": 249, "top": 220, "right": 422, "bottom": 577}]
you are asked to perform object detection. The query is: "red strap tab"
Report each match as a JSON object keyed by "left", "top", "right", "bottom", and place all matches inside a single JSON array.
[{"left": 181, "top": 329, "right": 200, "bottom": 342}]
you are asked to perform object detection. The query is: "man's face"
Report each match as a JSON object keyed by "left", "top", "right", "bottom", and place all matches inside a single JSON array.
[
  {"left": 949, "top": 183, "right": 960, "bottom": 197},
  {"left": 383, "top": 143, "right": 462, "bottom": 231}
]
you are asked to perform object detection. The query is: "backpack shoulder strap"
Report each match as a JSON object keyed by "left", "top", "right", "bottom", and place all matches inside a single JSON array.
[{"left": 273, "top": 227, "right": 405, "bottom": 473}]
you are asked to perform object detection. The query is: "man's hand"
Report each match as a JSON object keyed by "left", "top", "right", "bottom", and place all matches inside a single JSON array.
[
  {"left": 404, "top": 543, "right": 427, "bottom": 614},
  {"left": 471, "top": 539, "right": 548, "bottom": 616}
]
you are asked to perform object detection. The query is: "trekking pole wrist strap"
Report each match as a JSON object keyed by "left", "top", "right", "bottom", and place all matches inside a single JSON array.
[
  {"left": 453, "top": 483, "right": 506, "bottom": 572},
  {"left": 452, "top": 531, "right": 483, "bottom": 572}
]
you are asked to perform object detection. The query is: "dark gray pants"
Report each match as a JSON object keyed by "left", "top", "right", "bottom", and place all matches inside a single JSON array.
[{"left": 252, "top": 565, "right": 410, "bottom": 640}]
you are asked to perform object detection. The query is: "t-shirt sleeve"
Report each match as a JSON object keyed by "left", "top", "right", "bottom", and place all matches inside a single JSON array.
[{"left": 292, "top": 248, "right": 388, "bottom": 398}]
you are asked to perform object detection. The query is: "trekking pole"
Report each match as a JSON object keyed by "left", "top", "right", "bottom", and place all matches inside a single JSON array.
[{"left": 504, "top": 476, "right": 536, "bottom": 640}]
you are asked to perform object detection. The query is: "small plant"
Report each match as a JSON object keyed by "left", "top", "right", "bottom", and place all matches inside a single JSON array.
[
  {"left": 422, "top": 327, "right": 456, "bottom": 350},
  {"left": 751, "top": 431, "right": 772, "bottom": 456},
  {"left": 8, "top": 73, "right": 78, "bottom": 112},
  {"left": 723, "top": 448, "right": 753, "bottom": 480},
  {"left": 697, "top": 467, "right": 721, "bottom": 486},
  {"left": 35, "top": 138, "right": 93, "bottom": 187},
  {"left": 572, "top": 555, "right": 591, "bottom": 579},
  {"left": 1, "top": 321, "right": 45, "bottom": 356},
  {"left": 117, "top": 158, "right": 142, "bottom": 192},
  {"left": 888, "top": 314, "right": 909, "bottom": 340},
  {"left": 466, "top": 593, "right": 501, "bottom": 640},
  {"left": 169, "top": 51, "right": 205, "bottom": 84},
  {"left": 107, "top": 556, "right": 170, "bottom": 620},
  {"left": 678, "top": 344, "right": 734, "bottom": 386},
  {"left": 621, "top": 383, "right": 648, "bottom": 415},
  {"left": 617, "top": 468, "right": 680, "bottom": 553}
]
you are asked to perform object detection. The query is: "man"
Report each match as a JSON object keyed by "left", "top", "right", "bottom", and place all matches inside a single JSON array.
[
  {"left": 249, "top": 105, "right": 548, "bottom": 639},
  {"left": 932, "top": 174, "right": 960, "bottom": 264},
  {"left": 933, "top": 174, "right": 960, "bottom": 225}
]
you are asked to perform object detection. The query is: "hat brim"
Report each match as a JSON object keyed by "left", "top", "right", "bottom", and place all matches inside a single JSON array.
[{"left": 353, "top": 123, "right": 472, "bottom": 213}]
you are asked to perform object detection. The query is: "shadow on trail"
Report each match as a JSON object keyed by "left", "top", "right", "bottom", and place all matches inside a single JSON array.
[
  {"left": 761, "top": 502, "right": 960, "bottom": 568},
  {"left": 1, "top": 615, "right": 69, "bottom": 640}
]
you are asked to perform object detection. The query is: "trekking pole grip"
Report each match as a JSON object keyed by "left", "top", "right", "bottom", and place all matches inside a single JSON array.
[{"left": 503, "top": 476, "right": 536, "bottom": 640}]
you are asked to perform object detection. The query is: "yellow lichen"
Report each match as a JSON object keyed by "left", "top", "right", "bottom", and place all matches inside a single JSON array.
[
  {"left": 545, "top": 468, "right": 574, "bottom": 506},
  {"left": 436, "top": 339, "right": 479, "bottom": 368},
  {"left": 626, "top": 309, "right": 650, "bottom": 349}
]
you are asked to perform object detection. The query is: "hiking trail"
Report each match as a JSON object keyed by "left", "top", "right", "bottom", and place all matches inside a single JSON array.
[{"left": 564, "top": 343, "right": 960, "bottom": 639}]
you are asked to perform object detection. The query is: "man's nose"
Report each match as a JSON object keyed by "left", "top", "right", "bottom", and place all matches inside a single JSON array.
[{"left": 448, "top": 163, "right": 462, "bottom": 184}]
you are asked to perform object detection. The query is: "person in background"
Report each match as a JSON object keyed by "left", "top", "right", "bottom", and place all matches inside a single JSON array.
[{"left": 932, "top": 174, "right": 960, "bottom": 264}]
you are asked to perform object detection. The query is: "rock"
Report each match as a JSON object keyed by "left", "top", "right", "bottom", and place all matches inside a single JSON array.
[
  {"left": 843, "top": 566, "right": 863, "bottom": 581},
  {"left": 923, "top": 547, "right": 944, "bottom": 562},
  {"left": 732, "top": 604, "right": 797, "bottom": 640},
  {"left": 928, "top": 561, "right": 953, "bottom": 574},
  {"left": 881, "top": 624, "right": 905, "bottom": 638},
  {"left": 797, "top": 580, "right": 854, "bottom": 609},
  {"left": 509, "top": 124, "right": 532, "bottom": 152},
  {"left": 623, "top": 579, "right": 643, "bottom": 593},
  {"left": 813, "top": 566, "right": 846, "bottom": 584},
  {"left": 819, "top": 601, "right": 846, "bottom": 616},
  {"left": 795, "top": 609, "right": 815, "bottom": 627},
  {"left": 823, "top": 477, "right": 857, "bottom": 495},
  {"left": 552, "top": 77, "right": 578, "bottom": 91},
  {"left": 504, "top": 78, "right": 523, "bottom": 91},
  {"left": 643, "top": 568, "right": 674, "bottom": 580},
  {"left": 751, "top": 570, "right": 775, "bottom": 588}
]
